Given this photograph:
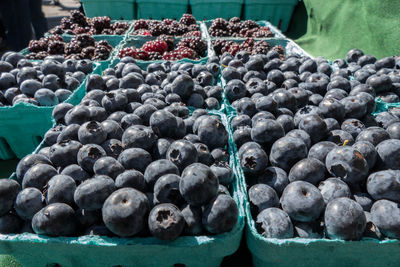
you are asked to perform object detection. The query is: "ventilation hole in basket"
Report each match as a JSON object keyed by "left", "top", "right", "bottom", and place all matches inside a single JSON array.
[
  {"left": 278, "top": 19, "right": 282, "bottom": 30},
  {"left": 112, "top": 265, "right": 123, "bottom": 267},
  {"left": 0, "top": 137, "right": 15, "bottom": 156},
  {"left": 174, "top": 264, "right": 185, "bottom": 267},
  {"left": 46, "top": 264, "right": 62, "bottom": 267}
]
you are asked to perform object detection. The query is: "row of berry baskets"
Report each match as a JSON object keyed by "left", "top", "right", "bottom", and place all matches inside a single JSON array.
[{"left": 81, "top": 0, "right": 298, "bottom": 32}]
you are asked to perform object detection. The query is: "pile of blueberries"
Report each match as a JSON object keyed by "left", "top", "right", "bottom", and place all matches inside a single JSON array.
[
  {"left": 0, "top": 52, "right": 93, "bottom": 107},
  {"left": 223, "top": 48, "right": 400, "bottom": 240},
  {"left": 0, "top": 57, "right": 239, "bottom": 241}
]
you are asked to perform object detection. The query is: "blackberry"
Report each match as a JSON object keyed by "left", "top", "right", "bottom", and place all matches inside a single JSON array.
[
  {"left": 74, "top": 34, "right": 95, "bottom": 48},
  {"left": 228, "top": 23, "right": 241, "bottom": 34},
  {"left": 112, "top": 22, "right": 129, "bottom": 35},
  {"left": 162, "top": 19, "right": 174, "bottom": 26},
  {"left": 90, "top": 16, "right": 111, "bottom": 34},
  {"left": 97, "top": 40, "right": 112, "bottom": 51},
  {"left": 45, "top": 34, "right": 64, "bottom": 43},
  {"left": 227, "top": 42, "right": 240, "bottom": 56},
  {"left": 48, "top": 26, "right": 64, "bottom": 35},
  {"left": 81, "top": 46, "right": 96, "bottom": 59},
  {"left": 252, "top": 40, "right": 271, "bottom": 55},
  {"left": 26, "top": 52, "right": 38, "bottom": 60},
  {"left": 93, "top": 46, "right": 110, "bottom": 60},
  {"left": 113, "top": 28, "right": 126, "bottom": 35},
  {"left": 242, "top": 20, "right": 259, "bottom": 30},
  {"left": 273, "top": 45, "right": 285, "bottom": 56},
  {"left": 188, "top": 24, "right": 200, "bottom": 32},
  {"left": 239, "top": 39, "right": 253, "bottom": 53},
  {"left": 35, "top": 51, "right": 49, "bottom": 59},
  {"left": 148, "top": 52, "right": 162, "bottom": 60},
  {"left": 169, "top": 23, "right": 188, "bottom": 36},
  {"left": 157, "top": 35, "right": 175, "bottom": 51},
  {"left": 72, "top": 25, "right": 87, "bottom": 35},
  {"left": 177, "top": 37, "right": 207, "bottom": 56},
  {"left": 133, "top": 29, "right": 152, "bottom": 36},
  {"left": 209, "top": 18, "right": 229, "bottom": 37},
  {"left": 119, "top": 47, "right": 148, "bottom": 60},
  {"left": 70, "top": 10, "right": 87, "bottom": 27},
  {"left": 61, "top": 17, "right": 72, "bottom": 30},
  {"left": 212, "top": 40, "right": 228, "bottom": 55},
  {"left": 163, "top": 47, "right": 198, "bottom": 60},
  {"left": 65, "top": 40, "right": 82, "bottom": 55},
  {"left": 179, "top": 14, "right": 196, "bottom": 26},
  {"left": 229, "top": 17, "right": 241, "bottom": 24},
  {"left": 134, "top": 19, "right": 149, "bottom": 30},
  {"left": 65, "top": 53, "right": 82, "bottom": 60},
  {"left": 47, "top": 41, "right": 65, "bottom": 55},
  {"left": 29, "top": 40, "right": 46, "bottom": 53},
  {"left": 150, "top": 24, "right": 169, "bottom": 36},
  {"left": 101, "top": 28, "right": 114, "bottom": 35},
  {"left": 182, "top": 31, "right": 201, "bottom": 37}
]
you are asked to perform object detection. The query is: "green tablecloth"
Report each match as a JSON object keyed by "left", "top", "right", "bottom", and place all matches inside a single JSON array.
[{"left": 287, "top": 0, "right": 400, "bottom": 59}]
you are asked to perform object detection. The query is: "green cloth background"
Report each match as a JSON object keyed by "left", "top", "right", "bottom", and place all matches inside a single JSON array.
[{"left": 286, "top": 0, "right": 400, "bottom": 60}]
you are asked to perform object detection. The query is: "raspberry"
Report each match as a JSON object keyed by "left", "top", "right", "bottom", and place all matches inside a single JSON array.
[
  {"left": 119, "top": 47, "right": 148, "bottom": 60},
  {"left": 162, "top": 47, "right": 198, "bottom": 60},
  {"left": 179, "top": 14, "right": 196, "bottom": 26},
  {"left": 156, "top": 35, "right": 174, "bottom": 51},
  {"left": 133, "top": 29, "right": 152, "bottom": 36},
  {"left": 142, "top": 40, "right": 169, "bottom": 53}
]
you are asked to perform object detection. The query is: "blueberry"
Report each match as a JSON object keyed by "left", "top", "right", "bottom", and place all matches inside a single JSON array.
[
  {"left": 210, "top": 162, "right": 233, "bottom": 186},
  {"left": 76, "top": 121, "right": 107, "bottom": 145},
  {"left": 318, "top": 177, "right": 351, "bottom": 204},
  {"left": 61, "top": 164, "right": 90, "bottom": 183},
  {"left": 318, "top": 98, "right": 345, "bottom": 122},
  {"left": 225, "top": 79, "right": 247, "bottom": 102},
  {"left": 294, "top": 222, "right": 323, "bottom": 238},
  {"left": 251, "top": 119, "right": 285, "bottom": 147},
  {"left": 118, "top": 148, "right": 152, "bottom": 173},
  {"left": 100, "top": 139, "right": 123, "bottom": 159},
  {"left": 14, "top": 187, "right": 44, "bottom": 220},
  {"left": 367, "top": 170, "right": 400, "bottom": 202},
  {"left": 133, "top": 104, "right": 157, "bottom": 126},
  {"left": 240, "top": 147, "right": 268, "bottom": 174},
  {"left": 325, "top": 146, "right": 369, "bottom": 185},
  {"left": 272, "top": 89, "right": 297, "bottom": 112},
  {"left": 211, "top": 148, "right": 229, "bottom": 163},
  {"left": 22, "top": 163, "right": 57, "bottom": 190},
  {"left": 327, "top": 129, "right": 355, "bottom": 146},
  {"left": 144, "top": 159, "right": 179, "bottom": 188},
  {"left": 258, "top": 167, "right": 289, "bottom": 196},
  {"left": 101, "top": 120, "right": 123, "bottom": 140},
  {"left": 251, "top": 111, "right": 275, "bottom": 125},
  {"left": 327, "top": 76, "right": 351, "bottom": 93},
  {"left": 366, "top": 74, "right": 392, "bottom": 93},
  {"left": 149, "top": 110, "right": 178, "bottom": 138},
  {"left": 355, "top": 127, "right": 390, "bottom": 146},
  {"left": 293, "top": 105, "right": 322, "bottom": 128},
  {"left": 288, "top": 158, "right": 326, "bottom": 185},
  {"left": 249, "top": 184, "right": 279, "bottom": 214},
  {"left": 0, "top": 213, "right": 22, "bottom": 234},
  {"left": 32, "top": 203, "right": 77, "bottom": 236},
  {"left": 324, "top": 197, "right": 366, "bottom": 240},
  {"left": 298, "top": 114, "right": 328, "bottom": 144},
  {"left": 281, "top": 181, "right": 324, "bottom": 222},
  {"left": 270, "top": 136, "right": 308, "bottom": 172},
  {"left": 386, "top": 122, "right": 400, "bottom": 139},
  {"left": 346, "top": 49, "right": 364, "bottom": 63},
  {"left": 16, "top": 154, "right": 52, "bottom": 183},
  {"left": 341, "top": 119, "right": 366, "bottom": 139},
  {"left": 74, "top": 175, "right": 115, "bottom": 211},
  {"left": 102, "top": 188, "right": 149, "bottom": 237},
  {"left": 275, "top": 115, "right": 295, "bottom": 133},
  {"left": 375, "top": 112, "right": 400, "bottom": 129},
  {"left": 114, "top": 170, "right": 146, "bottom": 192},
  {"left": 148, "top": 203, "right": 184, "bottom": 240},
  {"left": 77, "top": 144, "right": 106, "bottom": 173},
  {"left": 352, "top": 141, "right": 377, "bottom": 169},
  {"left": 197, "top": 116, "right": 228, "bottom": 150},
  {"left": 376, "top": 139, "right": 400, "bottom": 170},
  {"left": 122, "top": 125, "right": 156, "bottom": 152},
  {"left": 180, "top": 163, "right": 219, "bottom": 206},
  {"left": 65, "top": 105, "right": 91, "bottom": 125},
  {"left": 308, "top": 141, "right": 336, "bottom": 163},
  {"left": 92, "top": 156, "right": 125, "bottom": 180},
  {"left": 0, "top": 179, "right": 20, "bottom": 216},
  {"left": 181, "top": 204, "right": 203, "bottom": 235},
  {"left": 371, "top": 199, "right": 400, "bottom": 238},
  {"left": 46, "top": 174, "right": 76, "bottom": 206},
  {"left": 153, "top": 174, "right": 183, "bottom": 206},
  {"left": 256, "top": 208, "right": 293, "bottom": 238}
]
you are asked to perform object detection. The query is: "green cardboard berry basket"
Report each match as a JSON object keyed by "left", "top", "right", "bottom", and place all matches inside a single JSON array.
[
  {"left": 243, "top": 0, "right": 298, "bottom": 32},
  {"left": 189, "top": 0, "right": 243, "bottom": 20},
  {"left": 0, "top": 110, "right": 245, "bottom": 267},
  {"left": 136, "top": 0, "right": 189, "bottom": 20},
  {"left": 0, "top": 62, "right": 101, "bottom": 160},
  {"left": 81, "top": 0, "right": 136, "bottom": 20},
  {"left": 203, "top": 20, "right": 286, "bottom": 40}
]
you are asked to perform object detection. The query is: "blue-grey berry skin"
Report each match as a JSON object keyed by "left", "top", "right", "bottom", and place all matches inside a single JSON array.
[
  {"left": 0, "top": 213, "right": 23, "bottom": 234},
  {"left": 325, "top": 146, "right": 369, "bottom": 185},
  {"left": 355, "top": 127, "right": 390, "bottom": 146},
  {"left": 251, "top": 119, "right": 285, "bottom": 146},
  {"left": 210, "top": 162, "right": 233, "bottom": 186},
  {"left": 74, "top": 176, "right": 116, "bottom": 211},
  {"left": 0, "top": 179, "right": 20, "bottom": 216},
  {"left": 294, "top": 222, "right": 323, "bottom": 238},
  {"left": 122, "top": 125, "right": 157, "bottom": 152},
  {"left": 197, "top": 116, "right": 228, "bottom": 150},
  {"left": 324, "top": 197, "right": 366, "bottom": 240},
  {"left": 46, "top": 174, "right": 76, "bottom": 206},
  {"left": 366, "top": 170, "right": 400, "bottom": 202},
  {"left": 180, "top": 163, "right": 219, "bottom": 206},
  {"left": 280, "top": 181, "right": 325, "bottom": 222},
  {"left": 102, "top": 188, "right": 150, "bottom": 237},
  {"left": 270, "top": 136, "right": 308, "bottom": 172},
  {"left": 353, "top": 192, "right": 374, "bottom": 212},
  {"left": 49, "top": 139, "right": 82, "bottom": 168},
  {"left": 240, "top": 147, "right": 268, "bottom": 174},
  {"left": 144, "top": 159, "right": 179, "bottom": 188},
  {"left": 148, "top": 203, "right": 185, "bottom": 240},
  {"left": 202, "top": 194, "right": 238, "bottom": 234},
  {"left": 256, "top": 208, "right": 294, "bottom": 238},
  {"left": 181, "top": 204, "right": 203, "bottom": 235},
  {"left": 376, "top": 139, "right": 400, "bottom": 170},
  {"left": 16, "top": 154, "right": 52, "bottom": 183},
  {"left": 352, "top": 141, "right": 377, "bottom": 169},
  {"left": 258, "top": 167, "right": 289, "bottom": 196},
  {"left": 77, "top": 144, "right": 106, "bottom": 173},
  {"left": 32, "top": 203, "right": 77, "bottom": 237},
  {"left": 167, "top": 140, "right": 198, "bottom": 172},
  {"left": 78, "top": 121, "right": 107, "bottom": 145},
  {"left": 318, "top": 178, "right": 351, "bottom": 204},
  {"left": 14, "top": 187, "right": 45, "bottom": 220},
  {"left": 118, "top": 148, "right": 152, "bottom": 173},
  {"left": 22, "top": 163, "right": 58, "bottom": 190},
  {"left": 286, "top": 129, "right": 312, "bottom": 149},
  {"left": 288, "top": 158, "right": 326, "bottom": 185},
  {"left": 248, "top": 184, "right": 279, "bottom": 213},
  {"left": 153, "top": 174, "right": 183, "bottom": 206},
  {"left": 308, "top": 141, "right": 337, "bottom": 163},
  {"left": 371, "top": 199, "right": 400, "bottom": 239},
  {"left": 61, "top": 164, "right": 90, "bottom": 183},
  {"left": 115, "top": 170, "right": 146, "bottom": 192},
  {"left": 93, "top": 156, "right": 125, "bottom": 180}
]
